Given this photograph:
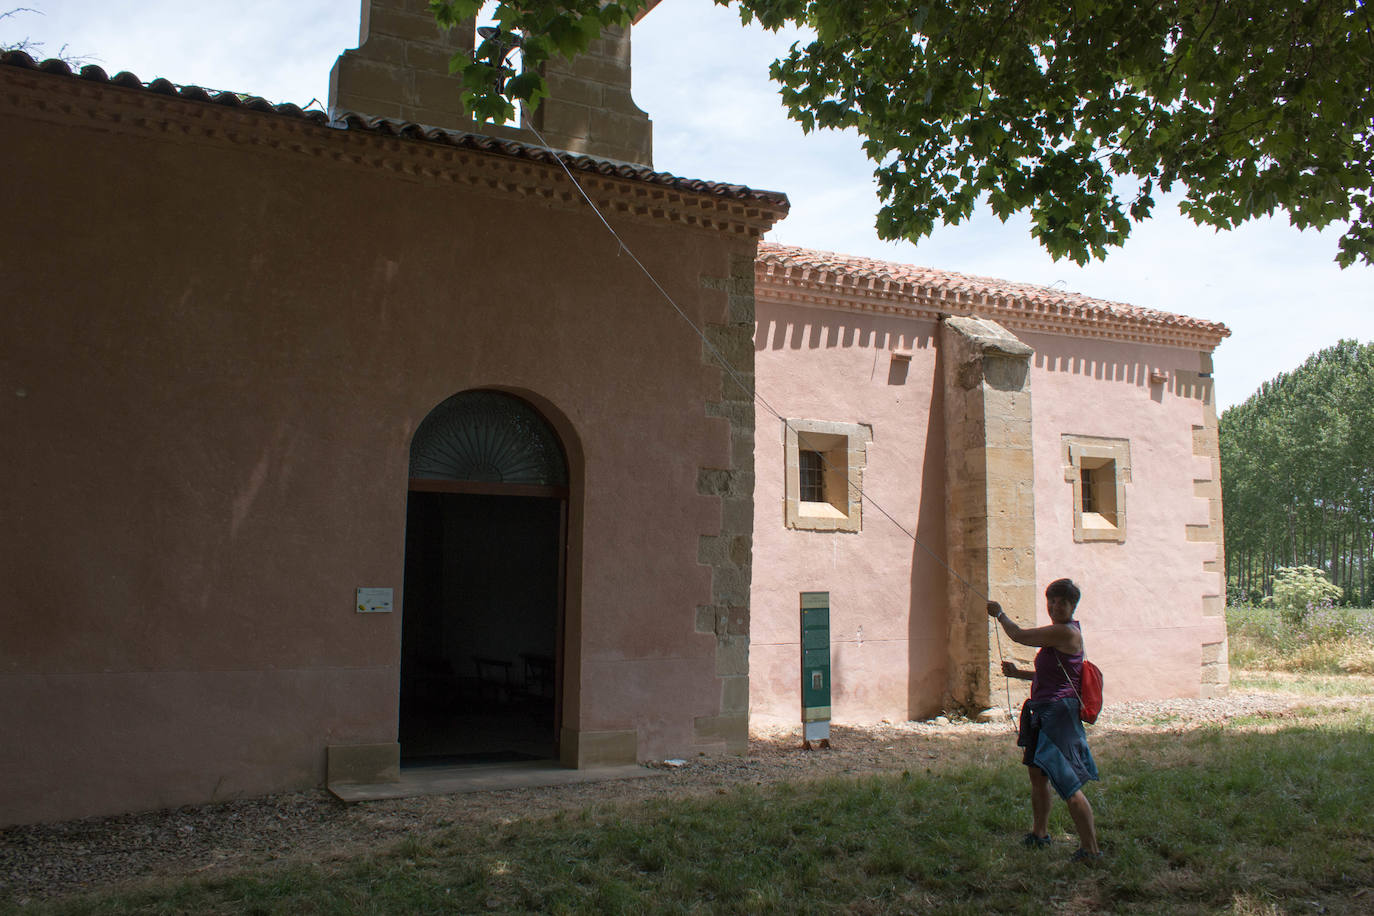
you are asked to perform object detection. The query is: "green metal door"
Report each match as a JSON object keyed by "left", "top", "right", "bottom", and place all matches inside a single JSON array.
[{"left": 800, "top": 592, "right": 831, "bottom": 746}]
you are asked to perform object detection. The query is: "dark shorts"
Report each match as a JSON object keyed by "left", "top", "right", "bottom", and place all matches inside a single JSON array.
[{"left": 1017, "top": 698, "right": 1099, "bottom": 800}]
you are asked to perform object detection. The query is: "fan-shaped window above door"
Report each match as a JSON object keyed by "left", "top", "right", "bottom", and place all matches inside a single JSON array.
[{"left": 409, "top": 390, "right": 568, "bottom": 489}]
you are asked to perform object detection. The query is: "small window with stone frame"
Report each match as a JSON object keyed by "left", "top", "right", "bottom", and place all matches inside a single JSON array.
[
  {"left": 784, "top": 420, "right": 873, "bottom": 533},
  {"left": 1063, "top": 435, "right": 1130, "bottom": 543}
]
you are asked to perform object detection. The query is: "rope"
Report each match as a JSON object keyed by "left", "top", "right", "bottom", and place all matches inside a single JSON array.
[
  {"left": 523, "top": 123, "right": 1018, "bottom": 707},
  {"left": 990, "top": 615, "right": 1018, "bottom": 729}
]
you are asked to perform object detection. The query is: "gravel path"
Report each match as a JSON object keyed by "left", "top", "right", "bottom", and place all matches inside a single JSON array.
[{"left": 3, "top": 685, "right": 1367, "bottom": 905}]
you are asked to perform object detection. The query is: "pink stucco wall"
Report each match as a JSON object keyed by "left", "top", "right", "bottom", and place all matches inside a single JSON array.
[
  {"left": 1025, "top": 332, "right": 1223, "bottom": 701},
  {"left": 751, "top": 301, "right": 949, "bottom": 726},
  {"left": 0, "top": 67, "right": 766, "bottom": 824},
  {"left": 751, "top": 299, "right": 1222, "bottom": 726}
]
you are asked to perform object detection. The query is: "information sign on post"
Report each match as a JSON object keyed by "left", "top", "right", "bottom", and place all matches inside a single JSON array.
[{"left": 800, "top": 591, "right": 831, "bottom": 749}]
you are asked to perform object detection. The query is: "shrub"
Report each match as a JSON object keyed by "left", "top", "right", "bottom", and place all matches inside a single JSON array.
[{"left": 1263, "top": 565, "right": 1343, "bottom": 623}]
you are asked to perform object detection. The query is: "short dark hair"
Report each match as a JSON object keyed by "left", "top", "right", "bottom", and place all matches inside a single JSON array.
[{"left": 1045, "top": 578, "right": 1081, "bottom": 608}]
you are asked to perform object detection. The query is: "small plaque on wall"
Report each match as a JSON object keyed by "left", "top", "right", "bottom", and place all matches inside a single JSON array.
[{"left": 356, "top": 587, "right": 393, "bottom": 613}]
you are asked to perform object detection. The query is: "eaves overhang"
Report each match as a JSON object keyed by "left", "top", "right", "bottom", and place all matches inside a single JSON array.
[
  {"left": 757, "top": 242, "right": 1231, "bottom": 351},
  {"left": 1, "top": 51, "right": 790, "bottom": 240}
]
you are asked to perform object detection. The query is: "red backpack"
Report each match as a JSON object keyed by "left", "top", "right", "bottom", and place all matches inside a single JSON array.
[
  {"left": 1078, "top": 660, "right": 1103, "bottom": 724},
  {"left": 1060, "top": 656, "right": 1104, "bottom": 724}
]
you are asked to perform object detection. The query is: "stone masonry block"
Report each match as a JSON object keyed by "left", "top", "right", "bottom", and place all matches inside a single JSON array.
[
  {"left": 540, "top": 100, "right": 593, "bottom": 141},
  {"left": 405, "top": 41, "right": 461, "bottom": 74},
  {"left": 705, "top": 399, "right": 753, "bottom": 427},
  {"left": 730, "top": 430, "right": 754, "bottom": 468},
  {"left": 412, "top": 70, "right": 467, "bottom": 108},
  {"left": 729, "top": 535, "right": 751, "bottom": 567},
  {"left": 697, "top": 468, "right": 731, "bottom": 496},
  {"left": 988, "top": 518, "right": 1035, "bottom": 550},
  {"left": 712, "top": 567, "right": 749, "bottom": 605},
  {"left": 385, "top": 0, "right": 453, "bottom": 17},
  {"left": 358, "top": 33, "right": 408, "bottom": 66},
  {"left": 327, "top": 743, "right": 400, "bottom": 785},
  {"left": 959, "top": 445, "right": 988, "bottom": 475},
  {"left": 727, "top": 293, "right": 754, "bottom": 325},
  {"left": 726, "top": 471, "right": 754, "bottom": 500},
  {"left": 986, "top": 415, "right": 1033, "bottom": 449},
  {"left": 334, "top": 57, "right": 409, "bottom": 109},
  {"left": 695, "top": 713, "right": 748, "bottom": 754},
  {"left": 570, "top": 729, "right": 638, "bottom": 767},
  {"left": 720, "top": 675, "right": 749, "bottom": 715},
  {"left": 562, "top": 53, "right": 634, "bottom": 87},
  {"left": 716, "top": 637, "right": 748, "bottom": 677},
  {"left": 698, "top": 535, "right": 729, "bottom": 567},
  {"left": 725, "top": 604, "right": 749, "bottom": 636},
  {"left": 989, "top": 389, "right": 1032, "bottom": 420},
  {"left": 716, "top": 374, "right": 755, "bottom": 405},
  {"left": 406, "top": 105, "right": 472, "bottom": 129},
  {"left": 370, "top": 6, "right": 454, "bottom": 43},
  {"left": 602, "top": 85, "right": 647, "bottom": 117},
  {"left": 705, "top": 324, "right": 754, "bottom": 367},
  {"left": 729, "top": 255, "right": 754, "bottom": 284},
  {"left": 721, "top": 492, "right": 753, "bottom": 533},
  {"left": 544, "top": 71, "right": 604, "bottom": 108},
  {"left": 696, "top": 605, "right": 719, "bottom": 634},
  {"left": 954, "top": 484, "right": 989, "bottom": 517},
  {"left": 990, "top": 546, "right": 1036, "bottom": 585},
  {"left": 987, "top": 477, "right": 1034, "bottom": 512},
  {"left": 984, "top": 446, "right": 1034, "bottom": 482},
  {"left": 982, "top": 355, "right": 1030, "bottom": 392}
]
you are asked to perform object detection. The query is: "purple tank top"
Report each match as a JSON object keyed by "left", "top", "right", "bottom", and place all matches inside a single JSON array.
[{"left": 1030, "top": 620, "right": 1083, "bottom": 702}]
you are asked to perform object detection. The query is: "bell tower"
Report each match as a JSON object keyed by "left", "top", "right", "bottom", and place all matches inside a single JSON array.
[{"left": 328, "top": 0, "right": 655, "bottom": 166}]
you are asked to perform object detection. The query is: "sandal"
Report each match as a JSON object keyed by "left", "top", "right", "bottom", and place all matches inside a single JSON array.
[
  {"left": 1070, "top": 847, "right": 1104, "bottom": 863},
  {"left": 1022, "top": 833, "right": 1052, "bottom": 849}
]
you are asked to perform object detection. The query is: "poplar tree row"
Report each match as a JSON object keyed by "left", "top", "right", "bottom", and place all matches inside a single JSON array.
[{"left": 1220, "top": 340, "right": 1374, "bottom": 606}]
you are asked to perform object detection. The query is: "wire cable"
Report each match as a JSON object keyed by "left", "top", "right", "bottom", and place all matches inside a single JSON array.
[{"left": 524, "top": 123, "right": 1017, "bottom": 711}]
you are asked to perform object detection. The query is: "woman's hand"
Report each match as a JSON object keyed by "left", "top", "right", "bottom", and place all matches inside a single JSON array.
[
  {"left": 1001, "top": 660, "right": 1018, "bottom": 677},
  {"left": 987, "top": 600, "right": 1003, "bottom": 618}
]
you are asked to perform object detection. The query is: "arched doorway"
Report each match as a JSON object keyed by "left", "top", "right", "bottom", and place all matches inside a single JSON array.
[{"left": 399, "top": 390, "right": 568, "bottom": 766}]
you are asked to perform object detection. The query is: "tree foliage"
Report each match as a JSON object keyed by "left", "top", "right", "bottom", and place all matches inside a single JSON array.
[
  {"left": 431, "top": 0, "right": 1374, "bottom": 267},
  {"left": 1220, "top": 340, "right": 1374, "bottom": 606}
]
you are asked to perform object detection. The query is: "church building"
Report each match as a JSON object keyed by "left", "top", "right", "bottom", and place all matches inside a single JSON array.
[{"left": 0, "top": 0, "right": 1227, "bottom": 826}]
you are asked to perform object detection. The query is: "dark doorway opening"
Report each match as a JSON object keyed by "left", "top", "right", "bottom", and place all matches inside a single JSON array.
[
  {"left": 400, "top": 490, "right": 564, "bottom": 765},
  {"left": 399, "top": 389, "right": 571, "bottom": 768}
]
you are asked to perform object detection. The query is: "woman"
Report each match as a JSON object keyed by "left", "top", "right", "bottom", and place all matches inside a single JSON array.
[{"left": 987, "top": 578, "right": 1102, "bottom": 862}]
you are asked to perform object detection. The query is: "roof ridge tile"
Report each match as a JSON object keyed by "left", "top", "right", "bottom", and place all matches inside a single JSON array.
[
  {"left": 0, "top": 50, "right": 789, "bottom": 211},
  {"left": 757, "top": 242, "right": 1230, "bottom": 347}
]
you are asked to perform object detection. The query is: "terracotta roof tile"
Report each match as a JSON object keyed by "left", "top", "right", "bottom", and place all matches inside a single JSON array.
[
  {"left": 757, "top": 242, "right": 1231, "bottom": 348},
  {"left": 0, "top": 50, "right": 790, "bottom": 211}
]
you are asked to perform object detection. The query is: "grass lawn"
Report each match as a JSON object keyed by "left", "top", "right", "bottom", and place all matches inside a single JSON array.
[
  {"left": 12, "top": 606, "right": 1374, "bottom": 915},
  {"left": 15, "top": 697, "right": 1374, "bottom": 915}
]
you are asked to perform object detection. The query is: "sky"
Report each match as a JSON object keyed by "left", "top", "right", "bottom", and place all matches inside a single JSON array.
[{"left": 6, "top": 0, "right": 1371, "bottom": 409}]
